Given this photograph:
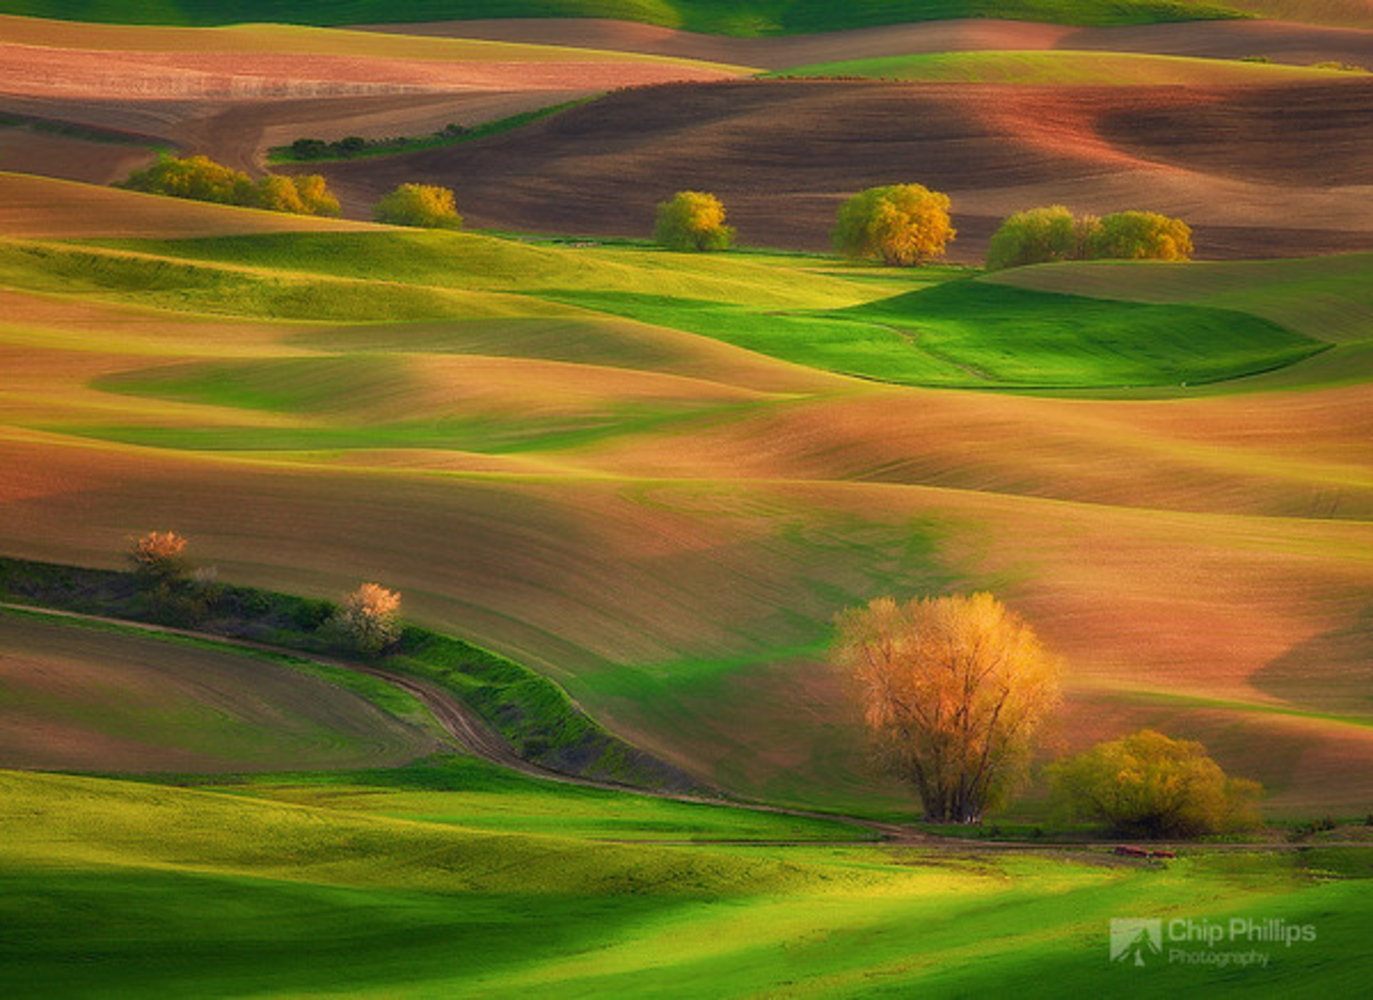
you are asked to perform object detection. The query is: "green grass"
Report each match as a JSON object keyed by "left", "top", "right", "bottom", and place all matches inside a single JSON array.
[
  {"left": 3, "top": 769, "right": 1370, "bottom": 997},
  {"left": 57, "top": 232, "right": 1328, "bottom": 393},
  {"left": 199, "top": 753, "right": 871, "bottom": 842},
  {"left": 771, "top": 49, "right": 1355, "bottom": 84},
  {"left": 548, "top": 278, "right": 1325, "bottom": 389},
  {"left": 0, "top": 0, "right": 1248, "bottom": 33}
]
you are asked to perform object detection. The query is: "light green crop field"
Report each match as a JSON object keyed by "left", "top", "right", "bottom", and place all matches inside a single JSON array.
[
  {"left": 199, "top": 754, "right": 873, "bottom": 841},
  {"left": 2, "top": 770, "right": 1370, "bottom": 997},
  {"left": 0, "top": 177, "right": 1370, "bottom": 823},
  {"left": 771, "top": 49, "right": 1359, "bottom": 85}
]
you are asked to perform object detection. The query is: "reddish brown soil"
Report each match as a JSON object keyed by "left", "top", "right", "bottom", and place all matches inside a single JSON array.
[{"left": 312, "top": 78, "right": 1373, "bottom": 260}]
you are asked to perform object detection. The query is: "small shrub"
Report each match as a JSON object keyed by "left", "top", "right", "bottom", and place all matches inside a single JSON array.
[
  {"left": 373, "top": 183, "right": 462, "bottom": 229},
  {"left": 290, "top": 138, "right": 328, "bottom": 160},
  {"left": 128, "top": 531, "right": 189, "bottom": 583},
  {"left": 653, "top": 190, "right": 736, "bottom": 252},
  {"left": 330, "top": 582, "right": 403, "bottom": 654}
]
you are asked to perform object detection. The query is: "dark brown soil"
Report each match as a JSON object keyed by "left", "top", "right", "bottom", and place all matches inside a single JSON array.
[{"left": 312, "top": 78, "right": 1373, "bottom": 260}]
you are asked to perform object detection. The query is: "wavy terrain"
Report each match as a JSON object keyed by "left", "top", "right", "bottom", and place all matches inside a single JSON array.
[
  {"left": 0, "top": 611, "right": 439, "bottom": 771},
  {"left": 311, "top": 77, "right": 1373, "bottom": 260},
  {"left": 0, "top": 200, "right": 1367, "bottom": 815}
]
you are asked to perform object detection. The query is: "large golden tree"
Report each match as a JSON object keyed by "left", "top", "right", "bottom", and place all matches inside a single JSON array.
[{"left": 832, "top": 593, "right": 1061, "bottom": 823}]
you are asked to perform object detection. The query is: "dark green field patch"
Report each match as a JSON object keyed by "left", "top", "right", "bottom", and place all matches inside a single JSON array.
[{"left": 547, "top": 279, "right": 1324, "bottom": 390}]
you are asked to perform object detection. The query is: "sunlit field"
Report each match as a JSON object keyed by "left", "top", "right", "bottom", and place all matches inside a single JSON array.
[{"left": 2, "top": 0, "right": 1372, "bottom": 994}]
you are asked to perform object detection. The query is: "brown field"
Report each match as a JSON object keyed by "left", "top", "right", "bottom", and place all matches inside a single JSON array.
[
  {"left": 312, "top": 78, "right": 1373, "bottom": 260},
  {"left": 0, "top": 612, "right": 437, "bottom": 772},
  {"left": 0, "top": 171, "right": 383, "bottom": 237},
  {"left": 367, "top": 17, "right": 1373, "bottom": 71}
]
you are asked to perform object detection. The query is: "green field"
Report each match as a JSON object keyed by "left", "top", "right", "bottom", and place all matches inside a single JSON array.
[
  {"left": 772, "top": 49, "right": 1358, "bottom": 84},
  {"left": 0, "top": 0, "right": 1247, "bottom": 32},
  {"left": 3, "top": 768, "right": 1370, "bottom": 997}
]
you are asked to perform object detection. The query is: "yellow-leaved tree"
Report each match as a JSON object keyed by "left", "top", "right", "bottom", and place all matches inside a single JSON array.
[
  {"left": 831, "top": 592, "right": 1061, "bottom": 823},
  {"left": 373, "top": 183, "right": 462, "bottom": 229},
  {"left": 653, "top": 190, "right": 736, "bottom": 251},
  {"left": 1049, "top": 729, "right": 1262, "bottom": 838},
  {"left": 832, "top": 184, "right": 955, "bottom": 266}
]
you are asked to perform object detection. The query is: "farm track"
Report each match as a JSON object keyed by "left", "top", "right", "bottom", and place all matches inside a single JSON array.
[{"left": 3, "top": 601, "right": 1361, "bottom": 856}]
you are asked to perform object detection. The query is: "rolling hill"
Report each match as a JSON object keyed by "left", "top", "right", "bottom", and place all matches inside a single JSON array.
[
  {"left": 0, "top": 186, "right": 1368, "bottom": 815},
  {"left": 0, "top": 609, "right": 440, "bottom": 771},
  {"left": 310, "top": 76, "right": 1373, "bottom": 261}
]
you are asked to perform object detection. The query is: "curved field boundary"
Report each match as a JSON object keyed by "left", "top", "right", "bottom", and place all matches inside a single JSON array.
[
  {"left": 0, "top": 601, "right": 906, "bottom": 839},
  {"left": 0, "top": 605, "right": 443, "bottom": 772},
  {"left": 0, "top": 553, "right": 702, "bottom": 791}
]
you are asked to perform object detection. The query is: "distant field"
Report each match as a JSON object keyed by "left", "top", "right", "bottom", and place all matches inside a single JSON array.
[
  {"left": 0, "top": 14, "right": 749, "bottom": 66},
  {"left": 0, "top": 609, "right": 439, "bottom": 771},
  {"left": 0, "top": 1, "right": 1246, "bottom": 32},
  {"left": 307, "top": 77, "right": 1373, "bottom": 261},
  {"left": 3, "top": 769, "right": 1371, "bottom": 996},
  {"left": 1224, "top": 0, "right": 1373, "bottom": 29},
  {"left": 773, "top": 49, "right": 1360, "bottom": 84}
]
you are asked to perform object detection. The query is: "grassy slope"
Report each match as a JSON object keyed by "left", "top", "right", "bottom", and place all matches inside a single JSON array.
[
  {"left": 773, "top": 49, "right": 1358, "bottom": 84},
  {"left": 3, "top": 769, "right": 1371, "bottom": 997},
  {"left": 200, "top": 754, "right": 868, "bottom": 841},
  {"left": 985, "top": 255, "right": 1373, "bottom": 392},
  {"left": 0, "top": 607, "right": 440, "bottom": 771},
  {"left": 0, "top": 1, "right": 1246, "bottom": 32},
  {"left": 64, "top": 232, "right": 1326, "bottom": 391}
]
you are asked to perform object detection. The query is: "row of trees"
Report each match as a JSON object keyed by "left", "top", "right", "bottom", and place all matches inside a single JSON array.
[
  {"left": 119, "top": 155, "right": 464, "bottom": 232},
  {"left": 832, "top": 592, "right": 1261, "bottom": 835},
  {"left": 120, "top": 157, "right": 1189, "bottom": 269},
  {"left": 129, "top": 530, "right": 402, "bottom": 655},
  {"left": 653, "top": 186, "right": 1191, "bottom": 269},
  {"left": 986, "top": 205, "right": 1193, "bottom": 270},
  {"left": 121, "top": 155, "right": 340, "bottom": 217}
]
